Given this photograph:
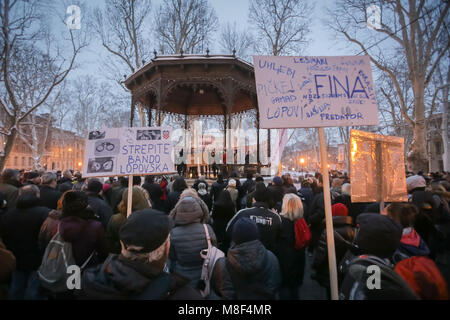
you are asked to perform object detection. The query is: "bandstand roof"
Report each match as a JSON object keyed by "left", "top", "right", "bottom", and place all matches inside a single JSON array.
[{"left": 124, "top": 54, "right": 258, "bottom": 116}]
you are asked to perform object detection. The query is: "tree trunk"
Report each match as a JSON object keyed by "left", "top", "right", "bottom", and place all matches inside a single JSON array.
[
  {"left": 407, "top": 81, "right": 428, "bottom": 173},
  {"left": 0, "top": 128, "right": 17, "bottom": 172},
  {"left": 442, "top": 75, "right": 449, "bottom": 172}
]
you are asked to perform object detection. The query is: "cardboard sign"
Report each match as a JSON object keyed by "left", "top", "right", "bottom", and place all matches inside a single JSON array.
[
  {"left": 82, "top": 127, "right": 175, "bottom": 178},
  {"left": 253, "top": 55, "right": 379, "bottom": 128},
  {"left": 349, "top": 129, "right": 407, "bottom": 203}
]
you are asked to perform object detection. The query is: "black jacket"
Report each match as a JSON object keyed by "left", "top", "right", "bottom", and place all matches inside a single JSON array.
[
  {"left": 276, "top": 217, "right": 306, "bottom": 287},
  {"left": 211, "top": 180, "right": 227, "bottom": 204},
  {"left": 267, "top": 185, "right": 284, "bottom": 205},
  {"left": 86, "top": 192, "right": 114, "bottom": 230},
  {"left": 166, "top": 191, "right": 182, "bottom": 212},
  {"left": 39, "top": 185, "right": 62, "bottom": 210},
  {"left": 57, "top": 177, "right": 73, "bottom": 193},
  {"left": 81, "top": 254, "right": 202, "bottom": 300},
  {"left": 0, "top": 195, "right": 49, "bottom": 271},
  {"left": 312, "top": 216, "right": 355, "bottom": 287},
  {"left": 226, "top": 202, "right": 282, "bottom": 255},
  {"left": 211, "top": 240, "right": 281, "bottom": 299}
]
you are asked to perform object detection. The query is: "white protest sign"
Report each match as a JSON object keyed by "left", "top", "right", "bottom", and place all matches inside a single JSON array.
[
  {"left": 253, "top": 55, "right": 379, "bottom": 128},
  {"left": 82, "top": 127, "right": 175, "bottom": 178}
]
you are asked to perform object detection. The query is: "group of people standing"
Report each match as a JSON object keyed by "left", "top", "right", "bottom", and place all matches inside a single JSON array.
[{"left": 0, "top": 167, "right": 449, "bottom": 300}]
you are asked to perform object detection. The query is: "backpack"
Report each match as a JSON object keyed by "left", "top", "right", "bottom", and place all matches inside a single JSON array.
[
  {"left": 294, "top": 218, "right": 312, "bottom": 249},
  {"left": 37, "top": 225, "right": 95, "bottom": 293},
  {"left": 225, "top": 256, "right": 276, "bottom": 300},
  {"left": 198, "top": 224, "right": 224, "bottom": 298}
]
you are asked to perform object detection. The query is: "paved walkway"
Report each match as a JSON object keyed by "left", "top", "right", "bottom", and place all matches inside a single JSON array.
[{"left": 299, "top": 253, "right": 328, "bottom": 300}]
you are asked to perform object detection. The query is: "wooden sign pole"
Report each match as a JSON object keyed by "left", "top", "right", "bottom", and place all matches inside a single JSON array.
[
  {"left": 127, "top": 174, "right": 133, "bottom": 217},
  {"left": 318, "top": 127, "right": 339, "bottom": 300}
]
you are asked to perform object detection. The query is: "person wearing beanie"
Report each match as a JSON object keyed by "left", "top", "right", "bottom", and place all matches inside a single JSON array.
[
  {"left": 59, "top": 191, "right": 108, "bottom": 274},
  {"left": 211, "top": 217, "right": 281, "bottom": 299},
  {"left": 106, "top": 186, "right": 151, "bottom": 254},
  {"left": 38, "top": 172, "right": 62, "bottom": 210},
  {"left": 312, "top": 202, "right": 355, "bottom": 298},
  {"left": 406, "top": 175, "right": 427, "bottom": 195},
  {"left": 268, "top": 176, "right": 285, "bottom": 211},
  {"left": 226, "top": 182, "right": 282, "bottom": 256},
  {"left": 81, "top": 209, "right": 202, "bottom": 300},
  {"left": 339, "top": 213, "right": 418, "bottom": 300},
  {"left": 24, "top": 171, "right": 41, "bottom": 186},
  {"left": 197, "top": 182, "right": 212, "bottom": 212},
  {"left": 85, "top": 178, "right": 114, "bottom": 230}
]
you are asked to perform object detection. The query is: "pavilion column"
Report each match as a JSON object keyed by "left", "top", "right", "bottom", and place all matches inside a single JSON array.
[
  {"left": 147, "top": 107, "right": 152, "bottom": 127},
  {"left": 130, "top": 97, "right": 135, "bottom": 127}
]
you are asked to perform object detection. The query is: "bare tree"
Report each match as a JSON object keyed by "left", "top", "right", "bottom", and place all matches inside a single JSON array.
[
  {"left": 92, "top": 0, "right": 153, "bottom": 126},
  {"left": 328, "top": 0, "right": 449, "bottom": 172},
  {"left": 0, "top": 0, "right": 86, "bottom": 171},
  {"left": 248, "top": 0, "right": 314, "bottom": 56},
  {"left": 219, "top": 22, "right": 254, "bottom": 61},
  {"left": 154, "top": 0, "right": 218, "bottom": 54}
]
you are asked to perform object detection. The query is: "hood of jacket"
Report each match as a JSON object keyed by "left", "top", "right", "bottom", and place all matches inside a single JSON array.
[
  {"left": 169, "top": 196, "right": 209, "bottom": 226},
  {"left": 227, "top": 240, "right": 268, "bottom": 276},
  {"left": 400, "top": 228, "right": 430, "bottom": 256},
  {"left": 81, "top": 254, "right": 164, "bottom": 299}
]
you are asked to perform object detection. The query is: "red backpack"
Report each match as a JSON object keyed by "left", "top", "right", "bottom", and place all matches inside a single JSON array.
[{"left": 294, "top": 218, "right": 312, "bottom": 250}]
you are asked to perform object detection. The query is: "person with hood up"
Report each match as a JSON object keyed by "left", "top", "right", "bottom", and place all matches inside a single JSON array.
[
  {"left": 168, "top": 195, "right": 216, "bottom": 289},
  {"left": 106, "top": 186, "right": 151, "bottom": 254},
  {"left": 80, "top": 209, "right": 202, "bottom": 300},
  {"left": 197, "top": 182, "right": 212, "bottom": 212},
  {"left": 0, "top": 185, "right": 49, "bottom": 299},
  {"left": 211, "top": 218, "right": 281, "bottom": 299},
  {"left": 211, "top": 190, "right": 236, "bottom": 253},
  {"left": 313, "top": 203, "right": 355, "bottom": 298},
  {"left": 210, "top": 173, "right": 227, "bottom": 206},
  {"left": 386, "top": 203, "right": 430, "bottom": 264},
  {"left": 339, "top": 213, "right": 418, "bottom": 300}
]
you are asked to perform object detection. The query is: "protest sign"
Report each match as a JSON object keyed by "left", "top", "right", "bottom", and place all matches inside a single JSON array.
[
  {"left": 350, "top": 129, "right": 408, "bottom": 203},
  {"left": 82, "top": 126, "right": 175, "bottom": 178},
  {"left": 253, "top": 55, "right": 378, "bottom": 129}
]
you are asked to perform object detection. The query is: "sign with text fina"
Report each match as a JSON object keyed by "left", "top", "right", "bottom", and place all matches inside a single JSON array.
[
  {"left": 82, "top": 127, "right": 175, "bottom": 178},
  {"left": 253, "top": 55, "right": 379, "bottom": 128}
]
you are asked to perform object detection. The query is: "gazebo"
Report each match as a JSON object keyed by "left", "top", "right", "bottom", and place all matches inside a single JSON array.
[{"left": 124, "top": 52, "right": 271, "bottom": 176}]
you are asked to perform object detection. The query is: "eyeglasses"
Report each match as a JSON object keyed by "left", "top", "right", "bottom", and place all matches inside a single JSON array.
[{"left": 96, "top": 142, "right": 115, "bottom": 152}]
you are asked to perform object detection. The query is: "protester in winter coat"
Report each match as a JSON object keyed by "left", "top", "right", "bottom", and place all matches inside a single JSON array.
[
  {"left": 394, "top": 256, "right": 449, "bottom": 300},
  {"left": 106, "top": 186, "right": 151, "bottom": 254},
  {"left": 282, "top": 175, "right": 297, "bottom": 195},
  {"left": 339, "top": 213, "right": 418, "bottom": 300},
  {"left": 80, "top": 210, "right": 202, "bottom": 300},
  {"left": 85, "top": 179, "right": 114, "bottom": 230},
  {"left": 143, "top": 182, "right": 168, "bottom": 214},
  {"left": 277, "top": 194, "right": 306, "bottom": 300},
  {"left": 0, "top": 169, "right": 21, "bottom": 210},
  {"left": 211, "top": 190, "right": 236, "bottom": 253},
  {"left": 306, "top": 178, "right": 326, "bottom": 254},
  {"left": 57, "top": 170, "right": 73, "bottom": 193},
  {"left": 168, "top": 196, "right": 216, "bottom": 288},
  {"left": 59, "top": 191, "right": 108, "bottom": 269},
  {"left": 0, "top": 185, "right": 49, "bottom": 299},
  {"left": 108, "top": 176, "right": 128, "bottom": 213},
  {"left": 313, "top": 203, "right": 355, "bottom": 297},
  {"left": 0, "top": 238, "right": 15, "bottom": 300},
  {"left": 227, "top": 182, "right": 282, "bottom": 255},
  {"left": 211, "top": 174, "right": 227, "bottom": 206},
  {"left": 193, "top": 176, "right": 209, "bottom": 192},
  {"left": 39, "top": 172, "right": 62, "bottom": 210},
  {"left": 225, "top": 179, "right": 239, "bottom": 208},
  {"left": 197, "top": 183, "right": 212, "bottom": 212},
  {"left": 212, "top": 218, "right": 281, "bottom": 299},
  {"left": 245, "top": 175, "right": 265, "bottom": 208},
  {"left": 166, "top": 177, "right": 188, "bottom": 212},
  {"left": 297, "top": 180, "right": 314, "bottom": 216},
  {"left": 268, "top": 176, "right": 285, "bottom": 211}
]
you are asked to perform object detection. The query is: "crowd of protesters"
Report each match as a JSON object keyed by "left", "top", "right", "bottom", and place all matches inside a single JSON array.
[{"left": 0, "top": 167, "right": 449, "bottom": 300}]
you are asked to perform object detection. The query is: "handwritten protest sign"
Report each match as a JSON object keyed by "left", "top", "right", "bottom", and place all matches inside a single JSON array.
[
  {"left": 82, "top": 127, "right": 175, "bottom": 178},
  {"left": 253, "top": 55, "right": 379, "bottom": 128}
]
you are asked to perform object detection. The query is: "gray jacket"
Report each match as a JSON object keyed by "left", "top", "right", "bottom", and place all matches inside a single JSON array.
[{"left": 169, "top": 196, "right": 217, "bottom": 288}]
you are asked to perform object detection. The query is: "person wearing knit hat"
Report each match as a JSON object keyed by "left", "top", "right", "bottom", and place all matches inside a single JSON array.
[
  {"left": 80, "top": 209, "right": 202, "bottom": 300},
  {"left": 211, "top": 217, "right": 282, "bottom": 299},
  {"left": 106, "top": 186, "right": 151, "bottom": 254},
  {"left": 406, "top": 175, "right": 426, "bottom": 194},
  {"left": 332, "top": 203, "right": 348, "bottom": 217},
  {"left": 231, "top": 217, "right": 260, "bottom": 245},
  {"left": 268, "top": 177, "right": 285, "bottom": 212},
  {"left": 313, "top": 201, "right": 355, "bottom": 297}
]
